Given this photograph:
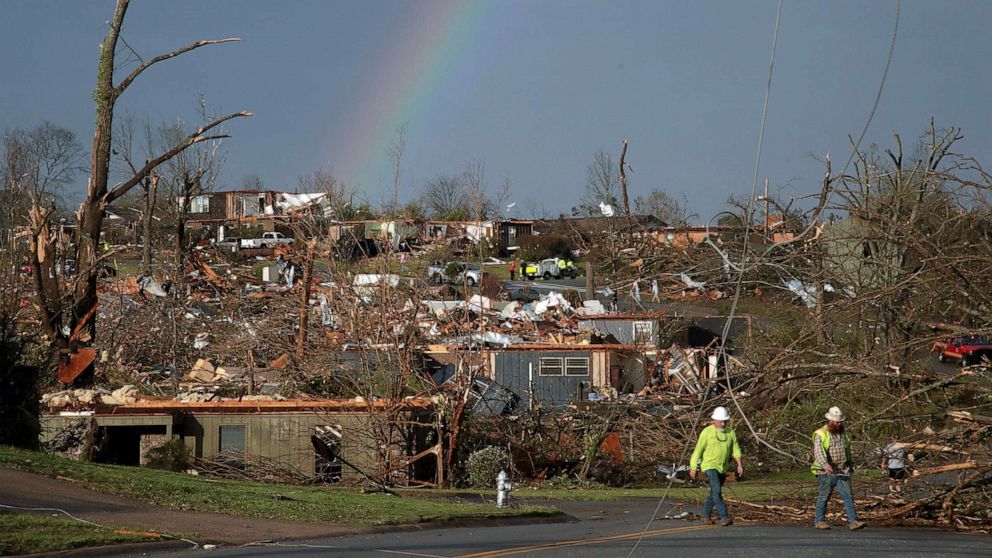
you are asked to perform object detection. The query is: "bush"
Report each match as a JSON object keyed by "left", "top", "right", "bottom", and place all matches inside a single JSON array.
[
  {"left": 144, "top": 438, "right": 191, "bottom": 472},
  {"left": 0, "top": 341, "right": 40, "bottom": 450},
  {"left": 465, "top": 446, "right": 510, "bottom": 488}
]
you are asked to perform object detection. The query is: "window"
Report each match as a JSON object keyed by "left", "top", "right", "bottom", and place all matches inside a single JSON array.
[
  {"left": 312, "top": 425, "right": 342, "bottom": 483},
  {"left": 218, "top": 425, "right": 245, "bottom": 456},
  {"left": 539, "top": 357, "right": 563, "bottom": 376},
  {"left": 191, "top": 195, "right": 210, "bottom": 213},
  {"left": 565, "top": 357, "right": 590, "bottom": 376},
  {"left": 633, "top": 321, "right": 654, "bottom": 341}
]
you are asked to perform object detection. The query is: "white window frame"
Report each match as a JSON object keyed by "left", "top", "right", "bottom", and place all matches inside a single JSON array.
[
  {"left": 539, "top": 357, "right": 563, "bottom": 376},
  {"left": 191, "top": 195, "right": 210, "bottom": 214},
  {"left": 633, "top": 320, "right": 654, "bottom": 341},
  {"left": 564, "top": 357, "right": 590, "bottom": 376}
]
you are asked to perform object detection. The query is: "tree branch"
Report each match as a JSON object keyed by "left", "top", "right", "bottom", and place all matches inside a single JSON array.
[
  {"left": 106, "top": 111, "right": 251, "bottom": 203},
  {"left": 114, "top": 38, "right": 242, "bottom": 96}
]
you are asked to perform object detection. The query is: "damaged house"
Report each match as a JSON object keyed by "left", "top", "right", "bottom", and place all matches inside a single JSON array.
[
  {"left": 428, "top": 344, "right": 648, "bottom": 410},
  {"left": 41, "top": 398, "right": 435, "bottom": 483}
]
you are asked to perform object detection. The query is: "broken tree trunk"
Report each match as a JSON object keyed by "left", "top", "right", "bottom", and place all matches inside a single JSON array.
[
  {"left": 141, "top": 174, "right": 158, "bottom": 274},
  {"left": 28, "top": 0, "right": 251, "bottom": 384},
  {"left": 619, "top": 139, "right": 630, "bottom": 216},
  {"left": 296, "top": 240, "right": 315, "bottom": 361}
]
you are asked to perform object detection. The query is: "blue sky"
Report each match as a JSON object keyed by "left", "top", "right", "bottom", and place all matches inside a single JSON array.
[{"left": 2, "top": 1, "right": 991, "bottom": 220}]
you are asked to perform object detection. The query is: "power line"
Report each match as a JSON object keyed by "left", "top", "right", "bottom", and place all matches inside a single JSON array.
[
  {"left": 624, "top": 2, "right": 784, "bottom": 556},
  {"left": 841, "top": 0, "right": 901, "bottom": 176}
]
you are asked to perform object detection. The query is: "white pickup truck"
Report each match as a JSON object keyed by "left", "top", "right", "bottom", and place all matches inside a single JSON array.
[{"left": 259, "top": 232, "right": 294, "bottom": 247}]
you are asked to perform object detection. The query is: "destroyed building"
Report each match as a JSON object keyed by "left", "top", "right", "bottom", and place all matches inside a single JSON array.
[{"left": 41, "top": 398, "right": 435, "bottom": 483}]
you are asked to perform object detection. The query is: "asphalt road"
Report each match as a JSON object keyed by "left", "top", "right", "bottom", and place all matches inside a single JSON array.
[{"left": 156, "top": 498, "right": 990, "bottom": 558}]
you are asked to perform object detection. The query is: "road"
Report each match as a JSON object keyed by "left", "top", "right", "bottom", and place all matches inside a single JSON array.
[{"left": 157, "top": 498, "right": 989, "bottom": 558}]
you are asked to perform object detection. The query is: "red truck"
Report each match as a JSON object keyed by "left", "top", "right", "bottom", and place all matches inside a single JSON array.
[{"left": 932, "top": 335, "right": 992, "bottom": 366}]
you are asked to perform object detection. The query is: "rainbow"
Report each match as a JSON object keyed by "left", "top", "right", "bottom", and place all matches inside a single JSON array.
[{"left": 325, "top": 0, "right": 496, "bottom": 197}]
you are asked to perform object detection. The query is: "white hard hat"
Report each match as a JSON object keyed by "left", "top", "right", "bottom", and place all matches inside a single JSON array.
[
  {"left": 825, "top": 406, "right": 845, "bottom": 422},
  {"left": 711, "top": 406, "right": 731, "bottom": 421}
]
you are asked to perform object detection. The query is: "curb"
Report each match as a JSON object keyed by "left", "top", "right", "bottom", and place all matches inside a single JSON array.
[{"left": 16, "top": 540, "right": 189, "bottom": 558}]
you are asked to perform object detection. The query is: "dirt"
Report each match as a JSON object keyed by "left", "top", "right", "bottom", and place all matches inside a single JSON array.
[{"left": 0, "top": 468, "right": 375, "bottom": 545}]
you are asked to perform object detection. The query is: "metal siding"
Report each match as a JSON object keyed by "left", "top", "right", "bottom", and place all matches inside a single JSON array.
[
  {"left": 494, "top": 351, "right": 593, "bottom": 408},
  {"left": 40, "top": 411, "right": 413, "bottom": 482}
]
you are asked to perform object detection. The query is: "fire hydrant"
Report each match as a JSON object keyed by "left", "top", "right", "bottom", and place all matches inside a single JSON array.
[{"left": 496, "top": 470, "right": 512, "bottom": 508}]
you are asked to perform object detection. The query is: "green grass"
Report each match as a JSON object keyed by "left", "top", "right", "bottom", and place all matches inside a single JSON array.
[
  {"left": 0, "top": 511, "right": 156, "bottom": 556},
  {"left": 399, "top": 471, "right": 822, "bottom": 504},
  {"left": 0, "top": 447, "right": 557, "bottom": 526}
]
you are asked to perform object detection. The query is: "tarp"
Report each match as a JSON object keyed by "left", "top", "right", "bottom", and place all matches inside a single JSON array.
[
  {"left": 467, "top": 294, "right": 492, "bottom": 313},
  {"left": 353, "top": 274, "right": 400, "bottom": 288},
  {"left": 533, "top": 291, "right": 572, "bottom": 315},
  {"left": 471, "top": 331, "right": 519, "bottom": 347},
  {"left": 268, "top": 192, "right": 327, "bottom": 215},
  {"left": 679, "top": 273, "right": 706, "bottom": 290},
  {"left": 422, "top": 300, "right": 466, "bottom": 318}
]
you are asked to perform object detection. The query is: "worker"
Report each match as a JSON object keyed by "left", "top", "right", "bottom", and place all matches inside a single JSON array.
[
  {"left": 689, "top": 406, "right": 743, "bottom": 526},
  {"left": 557, "top": 257, "right": 566, "bottom": 277},
  {"left": 812, "top": 406, "right": 866, "bottom": 530},
  {"left": 880, "top": 436, "right": 908, "bottom": 493},
  {"left": 509, "top": 260, "right": 516, "bottom": 280}
]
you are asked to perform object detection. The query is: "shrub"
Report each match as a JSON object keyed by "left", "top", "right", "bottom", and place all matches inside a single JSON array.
[
  {"left": 465, "top": 446, "right": 510, "bottom": 488},
  {"left": 144, "top": 438, "right": 191, "bottom": 472}
]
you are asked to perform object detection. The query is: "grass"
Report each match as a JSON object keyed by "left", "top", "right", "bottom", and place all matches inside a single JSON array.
[
  {"left": 397, "top": 470, "right": 823, "bottom": 504},
  {"left": 0, "top": 446, "right": 557, "bottom": 526},
  {"left": 0, "top": 511, "right": 157, "bottom": 556}
]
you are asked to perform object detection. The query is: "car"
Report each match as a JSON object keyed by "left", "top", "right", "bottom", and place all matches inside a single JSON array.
[
  {"left": 932, "top": 334, "right": 992, "bottom": 366},
  {"left": 425, "top": 261, "right": 486, "bottom": 286},
  {"left": 457, "top": 262, "right": 484, "bottom": 286},
  {"left": 215, "top": 237, "right": 241, "bottom": 251}
]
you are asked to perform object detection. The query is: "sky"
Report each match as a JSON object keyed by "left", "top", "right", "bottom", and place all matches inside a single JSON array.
[{"left": 2, "top": 0, "right": 991, "bottom": 221}]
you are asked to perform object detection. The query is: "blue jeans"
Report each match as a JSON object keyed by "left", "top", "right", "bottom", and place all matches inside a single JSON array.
[
  {"left": 815, "top": 474, "right": 858, "bottom": 524},
  {"left": 702, "top": 469, "right": 728, "bottom": 520}
]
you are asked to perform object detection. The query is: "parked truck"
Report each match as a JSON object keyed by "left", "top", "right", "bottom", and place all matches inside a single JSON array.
[
  {"left": 932, "top": 334, "right": 992, "bottom": 366},
  {"left": 536, "top": 257, "right": 577, "bottom": 280},
  {"left": 260, "top": 232, "right": 294, "bottom": 247}
]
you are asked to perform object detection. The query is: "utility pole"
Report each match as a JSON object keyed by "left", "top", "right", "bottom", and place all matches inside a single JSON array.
[{"left": 764, "top": 178, "right": 770, "bottom": 239}]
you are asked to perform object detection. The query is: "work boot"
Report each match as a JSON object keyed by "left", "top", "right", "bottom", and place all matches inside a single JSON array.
[
  {"left": 848, "top": 521, "right": 866, "bottom": 531},
  {"left": 815, "top": 522, "right": 831, "bottom": 530},
  {"left": 721, "top": 517, "right": 734, "bottom": 527},
  {"left": 705, "top": 516, "right": 715, "bottom": 525}
]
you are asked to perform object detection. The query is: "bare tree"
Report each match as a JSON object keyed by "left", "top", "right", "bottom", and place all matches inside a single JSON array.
[
  {"left": 422, "top": 174, "right": 467, "bottom": 220},
  {"left": 240, "top": 173, "right": 264, "bottom": 191},
  {"left": 157, "top": 110, "right": 226, "bottom": 267},
  {"left": 576, "top": 148, "right": 619, "bottom": 216},
  {"left": 387, "top": 123, "right": 408, "bottom": 213},
  {"left": 2, "top": 123, "right": 84, "bottom": 238},
  {"left": 634, "top": 189, "right": 690, "bottom": 226},
  {"left": 4, "top": 122, "right": 85, "bottom": 202},
  {"left": 28, "top": 0, "right": 250, "bottom": 383}
]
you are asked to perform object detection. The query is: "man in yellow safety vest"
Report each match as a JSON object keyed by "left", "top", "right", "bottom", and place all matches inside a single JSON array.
[
  {"left": 812, "top": 406, "right": 866, "bottom": 530},
  {"left": 689, "top": 406, "right": 743, "bottom": 526}
]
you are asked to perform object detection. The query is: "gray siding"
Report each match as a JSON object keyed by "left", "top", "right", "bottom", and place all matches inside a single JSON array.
[
  {"left": 580, "top": 318, "right": 659, "bottom": 345},
  {"left": 493, "top": 351, "right": 594, "bottom": 408}
]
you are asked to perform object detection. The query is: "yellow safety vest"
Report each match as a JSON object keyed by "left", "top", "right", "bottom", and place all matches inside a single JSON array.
[{"left": 810, "top": 426, "right": 851, "bottom": 475}]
